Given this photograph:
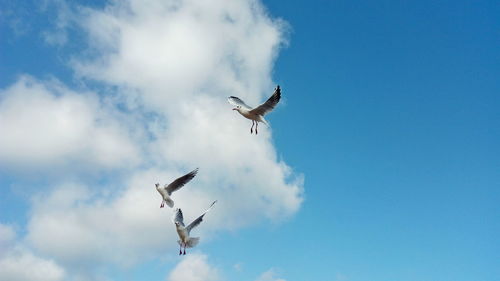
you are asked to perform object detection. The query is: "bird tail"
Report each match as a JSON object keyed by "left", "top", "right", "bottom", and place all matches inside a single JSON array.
[
  {"left": 186, "top": 237, "right": 200, "bottom": 248},
  {"left": 165, "top": 198, "right": 174, "bottom": 208},
  {"left": 259, "top": 117, "right": 270, "bottom": 127}
]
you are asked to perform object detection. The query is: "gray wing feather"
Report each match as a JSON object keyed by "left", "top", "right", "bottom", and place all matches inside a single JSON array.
[
  {"left": 173, "top": 208, "right": 185, "bottom": 227},
  {"left": 186, "top": 200, "right": 217, "bottom": 234},
  {"left": 165, "top": 168, "right": 199, "bottom": 195},
  {"left": 228, "top": 96, "right": 252, "bottom": 110},
  {"left": 249, "top": 85, "right": 281, "bottom": 116}
]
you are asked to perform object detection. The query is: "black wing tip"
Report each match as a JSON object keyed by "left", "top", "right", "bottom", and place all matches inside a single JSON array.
[
  {"left": 273, "top": 85, "right": 281, "bottom": 102},
  {"left": 274, "top": 85, "right": 281, "bottom": 95},
  {"left": 186, "top": 167, "right": 199, "bottom": 177}
]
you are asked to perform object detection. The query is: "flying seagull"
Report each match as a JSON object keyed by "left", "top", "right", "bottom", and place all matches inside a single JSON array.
[
  {"left": 228, "top": 85, "right": 282, "bottom": 134},
  {"left": 173, "top": 200, "right": 217, "bottom": 255},
  {"left": 155, "top": 168, "right": 198, "bottom": 208}
]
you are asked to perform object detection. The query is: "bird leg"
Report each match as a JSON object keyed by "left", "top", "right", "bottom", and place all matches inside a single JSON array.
[
  {"left": 160, "top": 201, "right": 164, "bottom": 208},
  {"left": 179, "top": 244, "right": 182, "bottom": 255},
  {"left": 250, "top": 121, "right": 254, "bottom": 134},
  {"left": 183, "top": 245, "right": 186, "bottom": 255},
  {"left": 255, "top": 122, "right": 258, "bottom": 135}
]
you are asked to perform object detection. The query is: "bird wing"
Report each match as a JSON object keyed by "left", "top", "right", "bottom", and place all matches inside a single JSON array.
[
  {"left": 173, "top": 208, "right": 185, "bottom": 227},
  {"left": 165, "top": 168, "right": 199, "bottom": 195},
  {"left": 186, "top": 200, "right": 217, "bottom": 234},
  {"left": 227, "top": 96, "right": 252, "bottom": 110},
  {"left": 249, "top": 85, "right": 281, "bottom": 116}
]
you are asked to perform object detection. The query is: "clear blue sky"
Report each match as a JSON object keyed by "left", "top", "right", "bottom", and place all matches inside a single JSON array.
[{"left": 1, "top": 0, "right": 499, "bottom": 280}]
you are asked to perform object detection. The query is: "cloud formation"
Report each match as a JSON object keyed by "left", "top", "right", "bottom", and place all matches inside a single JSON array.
[
  {"left": 0, "top": 224, "right": 66, "bottom": 281},
  {"left": 255, "top": 268, "right": 286, "bottom": 281},
  {"left": 167, "top": 253, "right": 220, "bottom": 281},
  {"left": 74, "top": 0, "right": 287, "bottom": 109},
  {"left": 0, "top": 76, "right": 141, "bottom": 172},
  {"left": 1, "top": 0, "right": 303, "bottom": 277}
]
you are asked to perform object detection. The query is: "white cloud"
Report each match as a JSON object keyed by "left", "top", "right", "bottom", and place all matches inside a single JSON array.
[
  {"left": 166, "top": 255, "right": 288, "bottom": 281},
  {"left": 167, "top": 253, "right": 220, "bottom": 281},
  {"left": 26, "top": 178, "right": 175, "bottom": 266},
  {"left": 0, "top": 224, "right": 66, "bottom": 281},
  {"left": 255, "top": 268, "right": 286, "bottom": 281},
  {"left": 0, "top": 76, "right": 141, "bottom": 172},
  {"left": 3, "top": 0, "right": 303, "bottom": 276},
  {"left": 26, "top": 162, "right": 300, "bottom": 267},
  {"left": 41, "top": 0, "right": 73, "bottom": 46},
  {"left": 0, "top": 224, "right": 16, "bottom": 252},
  {"left": 154, "top": 96, "right": 303, "bottom": 227},
  {"left": 74, "top": 0, "right": 287, "bottom": 110}
]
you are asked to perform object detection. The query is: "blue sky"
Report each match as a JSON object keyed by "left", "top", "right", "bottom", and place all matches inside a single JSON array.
[{"left": 0, "top": 0, "right": 499, "bottom": 280}]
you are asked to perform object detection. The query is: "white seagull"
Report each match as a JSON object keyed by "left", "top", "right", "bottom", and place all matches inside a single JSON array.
[
  {"left": 173, "top": 200, "right": 217, "bottom": 255},
  {"left": 228, "top": 85, "right": 282, "bottom": 134},
  {"left": 155, "top": 168, "right": 198, "bottom": 208}
]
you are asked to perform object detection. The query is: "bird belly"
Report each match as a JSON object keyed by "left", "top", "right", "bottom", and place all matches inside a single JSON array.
[
  {"left": 157, "top": 189, "right": 169, "bottom": 200},
  {"left": 176, "top": 228, "right": 189, "bottom": 243},
  {"left": 239, "top": 110, "right": 258, "bottom": 121}
]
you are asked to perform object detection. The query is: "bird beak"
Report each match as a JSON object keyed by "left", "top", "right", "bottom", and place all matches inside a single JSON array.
[{"left": 232, "top": 108, "right": 237, "bottom": 111}]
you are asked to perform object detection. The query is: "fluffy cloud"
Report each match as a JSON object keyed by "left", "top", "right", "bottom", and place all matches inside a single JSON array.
[
  {"left": 167, "top": 253, "right": 220, "bottom": 281},
  {"left": 0, "top": 224, "right": 66, "bottom": 281},
  {"left": 27, "top": 178, "right": 175, "bottom": 266},
  {"left": 4, "top": 0, "right": 303, "bottom": 275},
  {"left": 154, "top": 96, "right": 303, "bottom": 227},
  {"left": 166, "top": 255, "right": 288, "bottom": 281},
  {"left": 0, "top": 76, "right": 141, "bottom": 172},
  {"left": 255, "top": 268, "right": 286, "bottom": 281},
  {"left": 26, "top": 164, "right": 300, "bottom": 267},
  {"left": 74, "top": 0, "right": 287, "bottom": 109}
]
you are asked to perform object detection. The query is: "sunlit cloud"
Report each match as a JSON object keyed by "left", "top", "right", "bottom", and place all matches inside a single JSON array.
[
  {"left": 167, "top": 253, "right": 220, "bottom": 281},
  {"left": 0, "top": 224, "right": 66, "bottom": 281},
  {"left": 0, "top": 0, "right": 302, "bottom": 278}
]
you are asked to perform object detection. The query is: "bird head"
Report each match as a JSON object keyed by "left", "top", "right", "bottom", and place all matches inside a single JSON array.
[
  {"left": 155, "top": 183, "right": 160, "bottom": 189},
  {"left": 174, "top": 221, "right": 182, "bottom": 229},
  {"left": 232, "top": 105, "right": 241, "bottom": 111}
]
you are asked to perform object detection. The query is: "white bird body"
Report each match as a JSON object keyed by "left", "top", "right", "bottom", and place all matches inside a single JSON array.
[
  {"left": 155, "top": 168, "right": 198, "bottom": 208},
  {"left": 228, "top": 85, "right": 281, "bottom": 134},
  {"left": 155, "top": 185, "right": 174, "bottom": 208},
  {"left": 173, "top": 200, "right": 217, "bottom": 255},
  {"left": 234, "top": 108, "right": 269, "bottom": 125},
  {"left": 175, "top": 224, "right": 190, "bottom": 244}
]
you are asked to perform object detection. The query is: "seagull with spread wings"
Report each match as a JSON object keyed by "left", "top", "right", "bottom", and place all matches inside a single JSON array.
[
  {"left": 173, "top": 200, "right": 217, "bottom": 255},
  {"left": 228, "top": 85, "right": 282, "bottom": 134},
  {"left": 155, "top": 168, "right": 198, "bottom": 208}
]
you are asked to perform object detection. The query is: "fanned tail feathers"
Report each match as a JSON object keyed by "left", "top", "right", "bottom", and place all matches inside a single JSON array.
[
  {"left": 165, "top": 198, "right": 174, "bottom": 208},
  {"left": 177, "top": 237, "right": 200, "bottom": 248},
  {"left": 186, "top": 237, "right": 200, "bottom": 248}
]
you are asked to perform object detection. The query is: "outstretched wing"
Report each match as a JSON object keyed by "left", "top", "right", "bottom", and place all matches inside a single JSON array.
[
  {"left": 249, "top": 85, "right": 281, "bottom": 116},
  {"left": 173, "top": 208, "right": 185, "bottom": 227},
  {"left": 228, "top": 96, "right": 252, "bottom": 110},
  {"left": 165, "top": 168, "right": 199, "bottom": 195},
  {"left": 186, "top": 200, "right": 217, "bottom": 234}
]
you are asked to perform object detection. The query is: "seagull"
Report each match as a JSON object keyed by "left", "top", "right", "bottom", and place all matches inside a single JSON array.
[
  {"left": 173, "top": 200, "right": 217, "bottom": 255},
  {"left": 228, "top": 85, "right": 282, "bottom": 134},
  {"left": 155, "top": 168, "right": 198, "bottom": 208}
]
